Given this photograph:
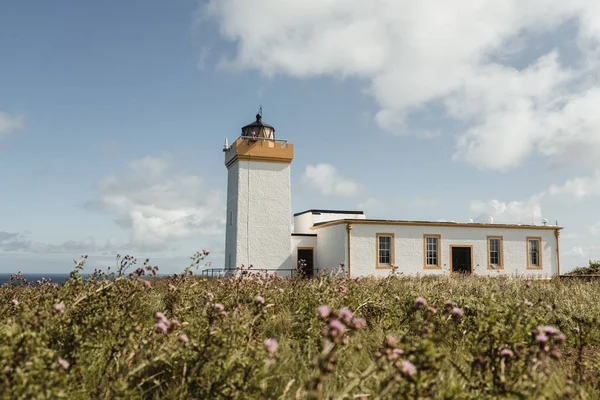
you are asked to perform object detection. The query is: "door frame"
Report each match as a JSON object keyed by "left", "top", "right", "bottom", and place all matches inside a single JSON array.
[
  {"left": 297, "top": 247, "right": 315, "bottom": 276},
  {"left": 449, "top": 244, "right": 474, "bottom": 275}
]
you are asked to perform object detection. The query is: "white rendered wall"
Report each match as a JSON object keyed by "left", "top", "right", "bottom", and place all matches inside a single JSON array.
[
  {"left": 316, "top": 224, "right": 347, "bottom": 274},
  {"left": 294, "top": 211, "right": 365, "bottom": 233},
  {"left": 226, "top": 160, "right": 293, "bottom": 271},
  {"left": 348, "top": 224, "right": 559, "bottom": 278}
]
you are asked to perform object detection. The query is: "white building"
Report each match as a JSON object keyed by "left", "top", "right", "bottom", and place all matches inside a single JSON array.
[{"left": 223, "top": 113, "right": 563, "bottom": 278}]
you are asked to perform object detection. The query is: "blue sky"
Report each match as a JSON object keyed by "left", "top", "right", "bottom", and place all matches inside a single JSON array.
[{"left": 2, "top": 0, "right": 600, "bottom": 274}]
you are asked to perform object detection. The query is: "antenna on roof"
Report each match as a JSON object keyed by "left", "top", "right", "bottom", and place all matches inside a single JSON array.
[
  {"left": 543, "top": 218, "right": 548, "bottom": 226},
  {"left": 258, "top": 105, "right": 262, "bottom": 118}
]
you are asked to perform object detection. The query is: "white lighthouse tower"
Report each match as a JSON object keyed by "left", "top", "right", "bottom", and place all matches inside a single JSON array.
[{"left": 223, "top": 111, "right": 294, "bottom": 273}]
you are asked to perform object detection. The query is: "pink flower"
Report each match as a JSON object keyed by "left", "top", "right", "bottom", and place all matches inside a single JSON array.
[
  {"left": 155, "top": 321, "right": 168, "bottom": 334},
  {"left": 385, "top": 335, "right": 396, "bottom": 347},
  {"left": 556, "top": 333, "right": 567, "bottom": 343},
  {"left": 538, "top": 326, "right": 561, "bottom": 336},
  {"left": 54, "top": 302, "right": 65, "bottom": 314},
  {"left": 317, "top": 305, "right": 331, "bottom": 318},
  {"left": 58, "top": 357, "right": 69, "bottom": 370},
  {"left": 328, "top": 319, "right": 345, "bottom": 336},
  {"left": 415, "top": 297, "right": 427, "bottom": 308},
  {"left": 255, "top": 296, "right": 265, "bottom": 305},
  {"left": 203, "top": 249, "right": 210, "bottom": 256},
  {"left": 178, "top": 334, "right": 189, "bottom": 343},
  {"left": 391, "top": 348, "right": 404, "bottom": 359},
  {"left": 399, "top": 360, "right": 416, "bottom": 377},
  {"left": 264, "top": 338, "right": 279, "bottom": 354},
  {"left": 499, "top": 348, "right": 514, "bottom": 358},
  {"left": 536, "top": 334, "right": 549, "bottom": 343},
  {"left": 207, "top": 292, "right": 214, "bottom": 302},
  {"left": 339, "top": 307, "right": 353, "bottom": 323},
  {"left": 214, "top": 303, "right": 224, "bottom": 312},
  {"left": 143, "top": 280, "right": 152, "bottom": 289},
  {"left": 452, "top": 307, "right": 464, "bottom": 317},
  {"left": 352, "top": 318, "right": 366, "bottom": 329},
  {"left": 11, "top": 299, "right": 19, "bottom": 307},
  {"left": 155, "top": 312, "right": 167, "bottom": 323}
]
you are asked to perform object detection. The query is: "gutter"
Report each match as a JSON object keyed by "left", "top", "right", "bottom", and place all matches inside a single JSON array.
[
  {"left": 555, "top": 229, "right": 561, "bottom": 276},
  {"left": 346, "top": 223, "right": 353, "bottom": 278}
]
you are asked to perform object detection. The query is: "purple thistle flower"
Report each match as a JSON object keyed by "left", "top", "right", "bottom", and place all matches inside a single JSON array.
[
  {"left": 214, "top": 303, "right": 224, "bottom": 312},
  {"left": 385, "top": 335, "right": 396, "bottom": 347},
  {"left": 54, "top": 302, "right": 65, "bottom": 314},
  {"left": 391, "top": 348, "right": 405, "bottom": 359},
  {"left": 539, "top": 325, "right": 561, "bottom": 336},
  {"left": 155, "top": 312, "right": 167, "bottom": 323},
  {"left": 536, "top": 334, "right": 549, "bottom": 343},
  {"left": 556, "top": 333, "right": 567, "bottom": 343},
  {"left": 264, "top": 338, "right": 279, "bottom": 354},
  {"left": 58, "top": 357, "right": 69, "bottom": 370},
  {"left": 339, "top": 307, "right": 353, "bottom": 323},
  {"left": 143, "top": 280, "right": 151, "bottom": 289},
  {"left": 178, "top": 334, "right": 189, "bottom": 343},
  {"left": 328, "top": 319, "right": 345, "bottom": 336},
  {"left": 255, "top": 295, "right": 265, "bottom": 305},
  {"left": 155, "top": 321, "right": 168, "bottom": 334},
  {"left": 399, "top": 360, "right": 416, "bottom": 377},
  {"left": 415, "top": 297, "right": 427, "bottom": 308},
  {"left": 499, "top": 348, "right": 514, "bottom": 358},
  {"left": 352, "top": 318, "right": 366, "bottom": 329},
  {"left": 11, "top": 299, "right": 19, "bottom": 307},
  {"left": 452, "top": 307, "right": 464, "bottom": 317},
  {"left": 317, "top": 305, "right": 331, "bottom": 318},
  {"left": 207, "top": 292, "right": 214, "bottom": 302}
]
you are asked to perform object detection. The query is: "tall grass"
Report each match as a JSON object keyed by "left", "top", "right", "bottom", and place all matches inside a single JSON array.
[{"left": 1, "top": 256, "right": 599, "bottom": 399}]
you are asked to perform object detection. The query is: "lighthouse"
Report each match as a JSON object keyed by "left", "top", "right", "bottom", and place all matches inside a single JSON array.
[{"left": 223, "top": 111, "right": 294, "bottom": 273}]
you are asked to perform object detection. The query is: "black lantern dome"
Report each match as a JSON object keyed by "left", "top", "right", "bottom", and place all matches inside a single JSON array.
[{"left": 241, "top": 112, "right": 275, "bottom": 140}]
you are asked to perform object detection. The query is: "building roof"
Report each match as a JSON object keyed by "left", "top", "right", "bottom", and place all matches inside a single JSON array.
[
  {"left": 311, "top": 218, "right": 564, "bottom": 231},
  {"left": 241, "top": 114, "right": 275, "bottom": 132},
  {"left": 293, "top": 209, "right": 365, "bottom": 217}
]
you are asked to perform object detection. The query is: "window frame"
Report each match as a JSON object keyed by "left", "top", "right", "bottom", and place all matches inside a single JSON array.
[
  {"left": 376, "top": 233, "right": 395, "bottom": 269},
  {"left": 526, "top": 236, "right": 543, "bottom": 269},
  {"left": 423, "top": 234, "right": 442, "bottom": 269},
  {"left": 486, "top": 236, "right": 504, "bottom": 269}
]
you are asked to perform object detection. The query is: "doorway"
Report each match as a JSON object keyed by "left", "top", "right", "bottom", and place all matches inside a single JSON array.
[
  {"left": 297, "top": 247, "right": 314, "bottom": 278},
  {"left": 450, "top": 245, "right": 472, "bottom": 275}
]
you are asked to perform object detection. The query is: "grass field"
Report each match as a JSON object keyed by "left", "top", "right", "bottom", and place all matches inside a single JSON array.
[{"left": 2, "top": 257, "right": 600, "bottom": 399}]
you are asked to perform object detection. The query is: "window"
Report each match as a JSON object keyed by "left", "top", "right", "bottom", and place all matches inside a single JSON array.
[
  {"left": 527, "top": 237, "right": 542, "bottom": 269},
  {"left": 487, "top": 236, "right": 504, "bottom": 269},
  {"left": 376, "top": 233, "right": 395, "bottom": 268},
  {"left": 423, "top": 234, "right": 441, "bottom": 269}
]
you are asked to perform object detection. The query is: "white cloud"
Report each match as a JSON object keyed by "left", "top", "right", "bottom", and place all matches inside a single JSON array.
[
  {"left": 564, "top": 244, "right": 600, "bottom": 258},
  {"left": 202, "top": 1, "right": 600, "bottom": 171},
  {"left": 547, "top": 171, "right": 600, "bottom": 200},
  {"left": 301, "top": 163, "right": 359, "bottom": 197},
  {"left": 469, "top": 196, "right": 544, "bottom": 224},
  {"left": 86, "top": 156, "right": 225, "bottom": 250},
  {"left": 0, "top": 112, "right": 24, "bottom": 138}
]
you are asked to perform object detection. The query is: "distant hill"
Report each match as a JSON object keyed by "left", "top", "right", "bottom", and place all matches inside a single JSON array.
[{"left": 565, "top": 260, "right": 600, "bottom": 275}]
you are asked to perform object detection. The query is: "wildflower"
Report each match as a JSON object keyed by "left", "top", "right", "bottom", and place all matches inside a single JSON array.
[
  {"left": 444, "top": 300, "right": 457, "bottom": 310},
  {"left": 328, "top": 319, "right": 345, "bottom": 337},
  {"left": 207, "top": 292, "right": 214, "bottom": 302},
  {"left": 427, "top": 305, "right": 438, "bottom": 314},
  {"left": 264, "top": 338, "right": 279, "bottom": 354},
  {"left": 538, "top": 325, "right": 561, "bottom": 336},
  {"left": 499, "top": 348, "right": 514, "bottom": 358},
  {"left": 339, "top": 307, "right": 353, "bottom": 323},
  {"left": 398, "top": 360, "right": 416, "bottom": 377},
  {"left": 214, "top": 303, "right": 224, "bottom": 312},
  {"left": 58, "top": 358, "right": 69, "bottom": 370},
  {"left": 317, "top": 305, "right": 331, "bottom": 319},
  {"left": 524, "top": 299, "right": 533, "bottom": 307},
  {"left": 11, "top": 299, "right": 19, "bottom": 307},
  {"left": 384, "top": 335, "right": 396, "bottom": 348},
  {"left": 556, "top": 333, "right": 567, "bottom": 343},
  {"left": 168, "top": 284, "right": 177, "bottom": 291},
  {"left": 391, "top": 348, "right": 405, "bottom": 360},
  {"left": 155, "top": 321, "right": 168, "bottom": 334},
  {"left": 203, "top": 249, "right": 210, "bottom": 256},
  {"left": 143, "top": 280, "right": 151, "bottom": 289},
  {"left": 394, "top": 295, "right": 400, "bottom": 301},
  {"left": 352, "top": 318, "right": 366, "bottom": 329},
  {"left": 452, "top": 307, "right": 464, "bottom": 317},
  {"left": 536, "top": 334, "right": 549, "bottom": 343},
  {"left": 178, "top": 334, "right": 189, "bottom": 343},
  {"left": 155, "top": 312, "right": 167, "bottom": 322},
  {"left": 54, "top": 302, "right": 65, "bottom": 314},
  {"left": 255, "top": 295, "right": 265, "bottom": 305},
  {"left": 415, "top": 297, "right": 427, "bottom": 308}
]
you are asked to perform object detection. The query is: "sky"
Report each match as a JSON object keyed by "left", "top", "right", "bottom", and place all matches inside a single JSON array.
[{"left": 1, "top": 1, "right": 600, "bottom": 274}]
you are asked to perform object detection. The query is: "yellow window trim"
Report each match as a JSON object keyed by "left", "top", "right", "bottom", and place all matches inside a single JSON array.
[
  {"left": 526, "top": 236, "right": 543, "bottom": 269},
  {"left": 423, "top": 234, "right": 442, "bottom": 269},
  {"left": 486, "top": 236, "right": 504, "bottom": 270},
  {"left": 376, "top": 233, "right": 395, "bottom": 269}
]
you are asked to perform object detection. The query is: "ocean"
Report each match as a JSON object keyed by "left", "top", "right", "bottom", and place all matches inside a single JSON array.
[{"left": 0, "top": 274, "right": 74, "bottom": 285}]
